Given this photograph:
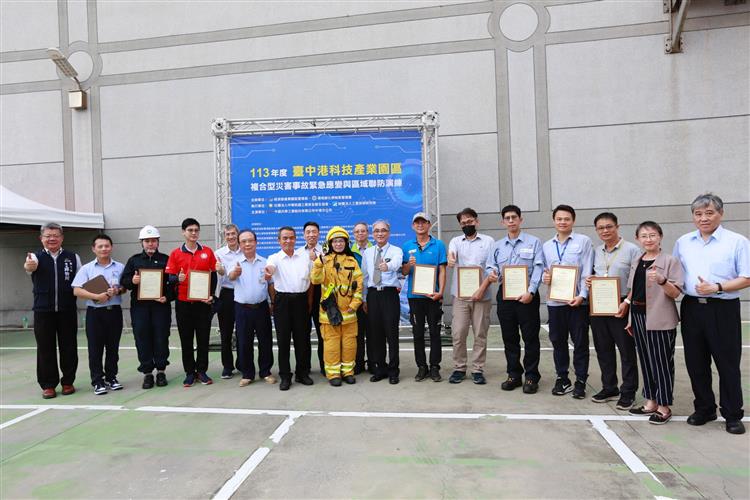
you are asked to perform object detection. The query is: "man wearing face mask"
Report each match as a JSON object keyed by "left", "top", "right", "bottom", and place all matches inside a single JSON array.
[
  {"left": 446, "top": 208, "right": 494, "bottom": 385},
  {"left": 121, "top": 225, "right": 175, "bottom": 389}
]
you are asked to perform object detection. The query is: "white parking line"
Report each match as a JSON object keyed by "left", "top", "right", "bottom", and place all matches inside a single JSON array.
[
  {"left": 0, "top": 407, "right": 48, "bottom": 430},
  {"left": 2, "top": 345, "right": 748, "bottom": 351}
]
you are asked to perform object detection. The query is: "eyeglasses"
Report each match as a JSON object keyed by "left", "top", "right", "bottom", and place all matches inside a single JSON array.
[
  {"left": 185, "top": 228, "right": 200, "bottom": 233},
  {"left": 639, "top": 233, "right": 660, "bottom": 240},
  {"left": 373, "top": 229, "right": 389, "bottom": 234},
  {"left": 459, "top": 218, "right": 476, "bottom": 226}
]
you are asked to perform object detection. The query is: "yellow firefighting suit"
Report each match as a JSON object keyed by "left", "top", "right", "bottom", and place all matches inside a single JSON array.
[{"left": 310, "top": 252, "right": 363, "bottom": 379}]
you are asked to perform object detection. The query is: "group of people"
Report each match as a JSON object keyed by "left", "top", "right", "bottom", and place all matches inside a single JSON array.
[{"left": 24, "top": 193, "right": 748, "bottom": 435}]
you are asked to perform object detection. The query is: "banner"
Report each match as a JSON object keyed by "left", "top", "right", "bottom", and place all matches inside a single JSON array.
[{"left": 229, "top": 130, "right": 423, "bottom": 256}]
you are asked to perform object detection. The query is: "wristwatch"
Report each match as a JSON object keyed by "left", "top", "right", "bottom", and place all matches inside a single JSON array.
[
  {"left": 716, "top": 282, "right": 724, "bottom": 294},
  {"left": 623, "top": 298, "right": 631, "bottom": 305}
]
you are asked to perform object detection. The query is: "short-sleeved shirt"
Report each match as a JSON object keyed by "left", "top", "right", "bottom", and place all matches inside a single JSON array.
[
  {"left": 673, "top": 225, "right": 750, "bottom": 300},
  {"left": 351, "top": 240, "right": 373, "bottom": 267},
  {"left": 593, "top": 239, "right": 641, "bottom": 296},
  {"left": 165, "top": 243, "right": 217, "bottom": 302},
  {"left": 267, "top": 250, "right": 311, "bottom": 293},
  {"left": 71, "top": 258, "right": 125, "bottom": 308},
  {"left": 214, "top": 244, "right": 243, "bottom": 291},
  {"left": 402, "top": 236, "right": 448, "bottom": 299},
  {"left": 486, "top": 232, "right": 544, "bottom": 295},
  {"left": 542, "top": 232, "right": 594, "bottom": 305},
  {"left": 232, "top": 254, "right": 271, "bottom": 304},
  {"left": 447, "top": 233, "right": 494, "bottom": 299}
]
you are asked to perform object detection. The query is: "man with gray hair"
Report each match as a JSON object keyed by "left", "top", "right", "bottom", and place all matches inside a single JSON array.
[
  {"left": 674, "top": 193, "right": 750, "bottom": 435},
  {"left": 215, "top": 223, "right": 242, "bottom": 379},
  {"left": 24, "top": 223, "right": 82, "bottom": 399}
]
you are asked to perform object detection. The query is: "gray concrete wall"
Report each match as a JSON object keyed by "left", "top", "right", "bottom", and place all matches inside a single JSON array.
[{"left": 1, "top": 0, "right": 748, "bottom": 326}]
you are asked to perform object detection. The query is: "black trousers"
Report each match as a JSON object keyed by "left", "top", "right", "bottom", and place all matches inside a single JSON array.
[
  {"left": 590, "top": 315, "right": 638, "bottom": 398},
  {"left": 368, "top": 287, "right": 400, "bottom": 377},
  {"left": 547, "top": 305, "right": 590, "bottom": 381},
  {"left": 217, "top": 288, "right": 237, "bottom": 372},
  {"left": 175, "top": 300, "right": 212, "bottom": 375},
  {"left": 408, "top": 297, "right": 443, "bottom": 369},
  {"left": 33, "top": 310, "right": 78, "bottom": 389},
  {"left": 355, "top": 307, "right": 371, "bottom": 372},
  {"left": 131, "top": 301, "right": 171, "bottom": 373},
  {"left": 497, "top": 290, "right": 541, "bottom": 382},
  {"left": 306, "top": 284, "right": 323, "bottom": 371},
  {"left": 85, "top": 306, "right": 123, "bottom": 385},
  {"left": 273, "top": 292, "right": 311, "bottom": 379},
  {"left": 235, "top": 301, "right": 274, "bottom": 379},
  {"left": 681, "top": 296, "right": 744, "bottom": 420}
]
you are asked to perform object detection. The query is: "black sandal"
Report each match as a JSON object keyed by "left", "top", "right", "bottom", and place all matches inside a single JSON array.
[
  {"left": 629, "top": 406, "right": 657, "bottom": 415},
  {"left": 648, "top": 410, "right": 672, "bottom": 425}
]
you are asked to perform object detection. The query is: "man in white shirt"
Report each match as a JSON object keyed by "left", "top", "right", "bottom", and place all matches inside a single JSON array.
[
  {"left": 266, "top": 226, "right": 314, "bottom": 391},
  {"left": 296, "top": 221, "right": 324, "bottom": 374},
  {"left": 214, "top": 224, "right": 243, "bottom": 379}
]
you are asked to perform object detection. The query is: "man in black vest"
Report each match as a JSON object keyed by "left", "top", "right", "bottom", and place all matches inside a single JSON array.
[{"left": 24, "top": 223, "right": 81, "bottom": 399}]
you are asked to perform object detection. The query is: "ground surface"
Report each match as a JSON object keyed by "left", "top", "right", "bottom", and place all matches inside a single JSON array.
[{"left": 1, "top": 324, "right": 748, "bottom": 499}]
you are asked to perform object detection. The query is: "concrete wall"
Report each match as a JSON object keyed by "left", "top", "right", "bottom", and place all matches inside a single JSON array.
[{"left": 1, "top": 0, "right": 748, "bottom": 326}]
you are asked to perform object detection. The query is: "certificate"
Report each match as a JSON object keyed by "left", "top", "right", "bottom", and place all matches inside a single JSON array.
[
  {"left": 187, "top": 270, "right": 211, "bottom": 301},
  {"left": 589, "top": 277, "right": 621, "bottom": 316},
  {"left": 548, "top": 265, "right": 579, "bottom": 303},
  {"left": 137, "top": 269, "right": 163, "bottom": 300},
  {"left": 502, "top": 265, "right": 528, "bottom": 300},
  {"left": 411, "top": 264, "right": 437, "bottom": 296},
  {"left": 457, "top": 267, "right": 481, "bottom": 299}
]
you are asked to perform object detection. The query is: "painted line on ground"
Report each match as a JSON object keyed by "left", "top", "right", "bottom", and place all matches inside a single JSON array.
[
  {"left": 213, "top": 412, "right": 304, "bottom": 500},
  {"left": 2, "top": 345, "right": 748, "bottom": 351},
  {"left": 0, "top": 407, "right": 48, "bottom": 430}
]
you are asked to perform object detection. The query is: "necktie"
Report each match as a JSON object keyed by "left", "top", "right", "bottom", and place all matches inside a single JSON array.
[{"left": 373, "top": 247, "right": 383, "bottom": 286}]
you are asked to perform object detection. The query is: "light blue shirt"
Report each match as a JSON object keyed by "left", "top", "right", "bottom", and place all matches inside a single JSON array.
[
  {"left": 542, "top": 232, "right": 594, "bottom": 305},
  {"left": 71, "top": 259, "right": 125, "bottom": 308},
  {"left": 361, "top": 242, "right": 403, "bottom": 298},
  {"left": 486, "top": 232, "right": 544, "bottom": 295},
  {"left": 448, "top": 233, "right": 494, "bottom": 300},
  {"left": 232, "top": 254, "right": 271, "bottom": 305},
  {"left": 215, "top": 244, "right": 243, "bottom": 291},
  {"left": 673, "top": 225, "right": 750, "bottom": 300}
]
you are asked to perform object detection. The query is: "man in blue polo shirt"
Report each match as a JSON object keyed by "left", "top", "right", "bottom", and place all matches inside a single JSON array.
[{"left": 402, "top": 212, "right": 447, "bottom": 382}]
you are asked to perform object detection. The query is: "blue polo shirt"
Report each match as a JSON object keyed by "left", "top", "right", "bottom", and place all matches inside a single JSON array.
[
  {"left": 71, "top": 258, "right": 125, "bottom": 308},
  {"left": 402, "top": 236, "right": 447, "bottom": 299}
]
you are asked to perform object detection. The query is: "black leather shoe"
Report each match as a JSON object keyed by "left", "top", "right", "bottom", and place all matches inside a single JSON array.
[
  {"left": 522, "top": 379, "right": 539, "bottom": 394},
  {"left": 389, "top": 376, "right": 399, "bottom": 385},
  {"left": 370, "top": 374, "right": 385, "bottom": 382},
  {"left": 329, "top": 377, "right": 342, "bottom": 387},
  {"left": 343, "top": 375, "right": 356, "bottom": 384},
  {"left": 295, "top": 375, "right": 314, "bottom": 385},
  {"left": 414, "top": 366, "right": 428, "bottom": 382},
  {"left": 142, "top": 374, "right": 155, "bottom": 389},
  {"left": 726, "top": 420, "right": 746, "bottom": 435},
  {"left": 155, "top": 372, "right": 168, "bottom": 387},
  {"left": 686, "top": 412, "right": 717, "bottom": 426},
  {"left": 501, "top": 377, "right": 522, "bottom": 391},
  {"left": 279, "top": 378, "right": 291, "bottom": 391}
]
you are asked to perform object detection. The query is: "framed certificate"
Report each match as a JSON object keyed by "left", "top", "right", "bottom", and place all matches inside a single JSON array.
[
  {"left": 502, "top": 265, "right": 528, "bottom": 300},
  {"left": 548, "top": 265, "right": 579, "bottom": 303},
  {"left": 187, "top": 270, "right": 211, "bottom": 301},
  {"left": 411, "top": 264, "right": 437, "bottom": 296},
  {"left": 457, "top": 267, "right": 481, "bottom": 299},
  {"left": 589, "top": 277, "right": 621, "bottom": 316},
  {"left": 137, "top": 269, "right": 163, "bottom": 300}
]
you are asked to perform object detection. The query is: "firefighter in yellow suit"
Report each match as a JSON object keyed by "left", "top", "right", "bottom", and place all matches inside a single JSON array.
[{"left": 310, "top": 226, "right": 364, "bottom": 386}]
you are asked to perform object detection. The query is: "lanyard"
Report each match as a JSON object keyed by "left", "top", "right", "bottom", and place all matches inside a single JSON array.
[
  {"left": 554, "top": 239, "right": 569, "bottom": 263},
  {"left": 508, "top": 238, "right": 521, "bottom": 264},
  {"left": 601, "top": 242, "right": 621, "bottom": 277}
]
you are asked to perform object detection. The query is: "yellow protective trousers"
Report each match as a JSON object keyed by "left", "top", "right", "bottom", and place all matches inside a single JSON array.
[{"left": 322, "top": 321, "right": 358, "bottom": 379}]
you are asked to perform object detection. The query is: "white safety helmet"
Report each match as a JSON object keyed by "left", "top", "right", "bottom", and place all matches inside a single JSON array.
[{"left": 139, "top": 225, "right": 161, "bottom": 239}]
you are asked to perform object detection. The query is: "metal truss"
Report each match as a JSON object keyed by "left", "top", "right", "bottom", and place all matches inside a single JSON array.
[
  {"left": 211, "top": 112, "right": 441, "bottom": 245},
  {"left": 664, "top": 0, "right": 692, "bottom": 54}
]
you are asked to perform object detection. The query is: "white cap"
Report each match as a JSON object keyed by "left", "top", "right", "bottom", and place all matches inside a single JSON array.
[
  {"left": 139, "top": 225, "right": 161, "bottom": 239},
  {"left": 412, "top": 212, "right": 431, "bottom": 223}
]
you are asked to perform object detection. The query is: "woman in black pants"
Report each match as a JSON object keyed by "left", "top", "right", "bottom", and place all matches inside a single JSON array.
[{"left": 625, "top": 221, "right": 683, "bottom": 424}]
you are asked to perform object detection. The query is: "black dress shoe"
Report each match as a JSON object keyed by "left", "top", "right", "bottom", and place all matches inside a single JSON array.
[
  {"left": 343, "top": 375, "right": 356, "bottom": 385},
  {"left": 389, "top": 376, "right": 399, "bottom": 385},
  {"left": 280, "top": 378, "right": 291, "bottom": 391},
  {"left": 686, "top": 412, "right": 717, "bottom": 426},
  {"left": 725, "top": 420, "right": 746, "bottom": 435},
  {"left": 329, "top": 377, "right": 342, "bottom": 387},
  {"left": 414, "top": 366, "right": 428, "bottom": 382},
  {"left": 370, "top": 374, "right": 385, "bottom": 382},
  {"left": 295, "top": 375, "right": 314, "bottom": 385}
]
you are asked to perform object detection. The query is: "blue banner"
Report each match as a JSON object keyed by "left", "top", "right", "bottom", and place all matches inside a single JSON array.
[{"left": 229, "top": 130, "right": 423, "bottom": 256}]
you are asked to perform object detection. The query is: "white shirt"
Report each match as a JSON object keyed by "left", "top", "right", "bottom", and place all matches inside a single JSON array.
[
  {"left": 215, "top": 244, "right": 243, "bottom": 291},
  {"left": 447, "top": 233, "right": 494, "bottom": 299},
  {"left": 361, "top": 243, "right": 404, "bottom": 298},
  {"left": 267, "top": 249, "right": 312, "bottom": 293}
]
